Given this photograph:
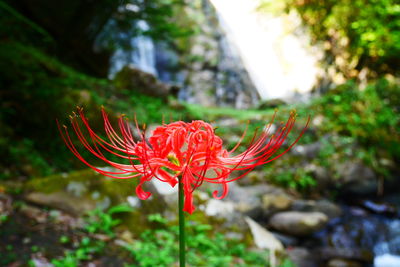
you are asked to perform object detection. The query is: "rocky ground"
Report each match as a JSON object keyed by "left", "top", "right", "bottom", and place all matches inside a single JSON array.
[
  {"left": 1, "top": 139, "right": 398, "bottom": 267},
  {"left": 1, "top": 98, "right": 399, "bottom": 267}
]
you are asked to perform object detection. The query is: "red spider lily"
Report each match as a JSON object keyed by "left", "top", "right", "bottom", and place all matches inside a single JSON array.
[{"left": 58, "top": 107, "right": 309, "bottom": 214}]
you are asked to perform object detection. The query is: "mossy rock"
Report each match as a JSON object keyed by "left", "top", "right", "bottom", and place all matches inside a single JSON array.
[
  {"left": 23, "top": 169, "right": 244, "bottom": 237},
  {"left": 257, "top": 99, "right": 287, "bottom": 110},
  {"left": 113, "top": 66, "right": 170, "bottom": 98},
  {"left": 24, "top": 169, "right": 176, "bottom": 236},
  {"left": 24, "top": 169, "right": 166, "bottom": 232}
]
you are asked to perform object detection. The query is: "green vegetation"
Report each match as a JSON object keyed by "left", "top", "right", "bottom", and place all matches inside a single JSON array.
[
  {"left": 49, "top": 205, "right": 286, "bottom": 267},
  {"left": 255, "top": 0, "right": 400, "bottom": 192},
  {"left": 177, "top": 77, "right": 399, "bottom": 193},
  {"left": 3, "top": 0, "right": 397, "bottom": 191},
  {"left": 272, "top": 169, "right": 317, "bottom": 192},
  {"left": 84, "top": 204, "right": 134, "bottom": 237},
  {"left": 265, "top": 78, "right": 399, "bottom": 191},
  {"left": 275, "top": 0, "right": 400, "bottom": 76},
  {"left": 186, "top": 103, "right": 275, "bottom": 120},
  {"left": 315, "top": 80, "right": 399, "bottom": 152},
  {"left": 0, "top": 1, "right": 190, "bottom": 180},
  {"left": 0, "top": 37, "right": 185, "bottom": 179},
  {"left": 1, "top": 1, "right": 398, "bottom": 267},
  {"left": 311, "top": 79, "right": 399, "bottom": 175},
  {"left": 50, "top": 237, "right": 106, "bottom": 267},
  {"left": 50, "top": 205, "right": 132, "bottom": 267},
  {"left": 124, "top": 216, "right": 268, "bottom": 266}
]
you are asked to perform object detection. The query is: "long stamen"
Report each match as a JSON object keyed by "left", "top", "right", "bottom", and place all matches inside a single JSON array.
[{"left": 58, "top": 107, "right": 308, "bottom": 215}]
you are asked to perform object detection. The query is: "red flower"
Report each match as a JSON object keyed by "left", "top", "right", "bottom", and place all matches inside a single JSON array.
[{"left": 58, "top": 108, "right": 309, "bottom": 214}]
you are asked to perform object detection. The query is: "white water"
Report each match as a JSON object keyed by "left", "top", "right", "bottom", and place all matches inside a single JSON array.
[
  {"left": 374, "top": 254, "right": 400, "bottom": 267},
  {"left": 209, "top": 0, "right": 322, "bottom": 100},
  {"left": 374, "top": 219, "right": 400, "bottom": 267},
  {"left": 110, "top": 20, "right": 158, "bottom": 77},
  {"left": 130, "top": 20, "right": 158, "bottom": 76}
]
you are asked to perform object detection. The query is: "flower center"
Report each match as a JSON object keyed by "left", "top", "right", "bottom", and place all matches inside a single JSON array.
[{"left": 167, "top": 154, "right": 180, "bottom": 166}]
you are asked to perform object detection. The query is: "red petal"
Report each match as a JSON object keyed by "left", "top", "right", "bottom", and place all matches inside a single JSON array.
[
  {"left": 212, "top": 181, "right": 229, "bottom": 199},
  {"left": 183, "top": 190, "right": 195, "bottom": 214},
  {"left": 136, "top": 182, "right": 151, "bottom": 200}
]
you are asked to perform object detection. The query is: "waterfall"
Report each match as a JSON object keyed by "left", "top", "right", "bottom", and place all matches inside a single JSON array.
[
  {"left": 107, "top": 0, "right": 322, "bottom": 105},
  {"left": 209, "top": 0, "right": 322, "bottom": 101},
  {"left": 131, "top": 20, "right": 158, "bottom": 76},
  {"left": 109, "top": 20, "right": 158, "bottom": 77}
]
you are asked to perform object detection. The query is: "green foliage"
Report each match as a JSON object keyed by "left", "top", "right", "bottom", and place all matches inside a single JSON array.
[
  {"left": 0, "top": 1, "right": 54, "bottom": 48},
  {"left": 0, "top": 4, "right": 192, "bottom": 179},
  {"left": 275, "top": 78, "right": 400, "bottom": 186},
  {"left": 315, "top": 135, "right": 356, "bottom": 169},
  {"left": 0, "top": 40, "right": 106, "bottom": 178},
  {"left": 50, "top": 205, "right": 130, "bottom": 267},
  {"left": 280, "top": 259, "right": 296, "bottom": 267},
  {"left": 257, "top": 77, "right": 399, "bottom": 191},
  {"left": 268, "top": 168, "right": 317, "bottom": 192},
  {"left": 51, "top": 237, "right": 105, "bottom": 267},
  {"left": 315, "top": 79, "right": 400, "bottom": 176},
  {"left": 85, "top": 204, "right": 134, "bottom": 237},
  {"left": 0, "top": 3, "right": 112, "bottom": 179},
  {"left": 314, "top": 79, "right": 399, "bottom": 167},
  {"left": 123, "top": 214, "right": 269, "bottom": 267},
  {"left": 1, "top": 245, "right": 17, "bottom": 266},
  {"left": 1, "top": 138, "right": 52, "bottom": 179},
  {"left": 185, "top": 103, "right": 275, "bottom": 121},
  {"left": 50, "top": 206, "right": 284, "bottom": 267},
  {"left": 280, "top": 0, "right": 400, "bottom": 74},
  {"left": 0, "top": 214, "right": 8, "bottom": 223},
  {"left": 147, "top": 213, "right": 168, "bottom": 224},
  {"left": 113, "top": 91, "right": 183, "bottom": 124}
]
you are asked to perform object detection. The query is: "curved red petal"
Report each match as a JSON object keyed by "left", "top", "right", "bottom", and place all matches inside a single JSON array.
[{"left": 136, "top": 182, "right": 152, "bottom": 200}]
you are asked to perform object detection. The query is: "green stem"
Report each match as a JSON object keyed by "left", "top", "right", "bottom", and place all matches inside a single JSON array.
[{"left": 178, "top": 177, "right": 186, "bottom": 267}]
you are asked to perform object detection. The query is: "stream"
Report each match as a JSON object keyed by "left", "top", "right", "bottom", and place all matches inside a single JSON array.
[{"left": 312, "top": 196, "right": 400, "bottom": 267}]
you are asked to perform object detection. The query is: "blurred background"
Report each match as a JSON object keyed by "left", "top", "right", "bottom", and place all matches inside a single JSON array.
[{"left": 0, "top": 0, "right": 399, "bottom": 266}]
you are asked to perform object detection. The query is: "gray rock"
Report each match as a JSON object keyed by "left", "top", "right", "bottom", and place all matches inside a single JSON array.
[
  {"left": 201, "top": 196, "right": 249, "bottom": 231},
  {"left": 25, "top": 191, "right": 97, "bottom": 216},
  {"left": 262, "top": 192, "right": 293, "bottom": 212},
  {"left": 257, "top": 99, "right": 287, "bottom": 110},
  {"left": 114, "top": 66, "right": 170, "bottom": 98},
  {"left": 24, "top": 169, "right": 166, "bottom": 217},
  {"left": 178, "top": 1, "right": 259, "bottom": 108},
  {"left": 205, "top": 199, "right": 235, "bottom": 217},
  {"left": 291, "top": 199, "right": 342, "bottom": 219},
  {"left": 19, "top": 204, "right": 48, "bottom": 223},
  {"left": 316, "top": 247, "right": 373, "bottom": 263},
  {"left": 287, "top": 247, "right": 318, "bottom": 267},
  {"left": 305, "top": 163, "right": 331, "bottom": 190},
  {"left": 226, "top": 182, "right": 283, "bottom": 217},
  {"left": 269, "top": 211, "right": 328, "bottom": 236},
  {"left": 338, "top": 161, "right": 377, "bottom": 194},
  {"left": 270, "top": 231, "right": 299, "bottom": 246},
  {"left": 327, "top": 258, "right": 362, "bottom": 267},
  {"left": 291, "top": 142, "right": 321, "bottom": 159}
]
